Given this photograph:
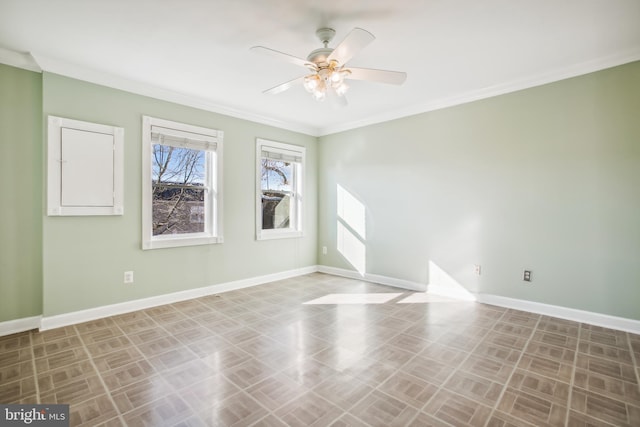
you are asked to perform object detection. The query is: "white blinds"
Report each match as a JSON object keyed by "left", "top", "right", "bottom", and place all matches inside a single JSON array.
[
  {"left": 261, "top": 146, "right": 302, "bottom": 163},
  {"left": 151, "top": 125, "right": 218, "bottom": 150}
]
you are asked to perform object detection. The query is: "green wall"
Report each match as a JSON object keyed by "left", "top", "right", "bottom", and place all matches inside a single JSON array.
[
  {"left": 2, "top": 60, "right": 639, "bottom": 324},
  {"left": 0, "top": 64, "right": 43, "bottom": 322},
  {"left": 318, "top": 61, "right": 640, "bottom": 320},
  {"left": 41, "top": 73, "right": 317, "bottom": 316}
]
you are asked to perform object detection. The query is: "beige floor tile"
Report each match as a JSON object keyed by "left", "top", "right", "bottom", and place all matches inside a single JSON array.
[
  {"left": 423, "top": 389, "right": 492, "bottom": 426},
  {"left": 0, "top": 332, "right": 32, "bottom": 352},
  {"left": 40, "top": 375, "right": 106, "bottom": 405},
  {"left": 532, "top": 330, "right": 579, "bottom": 350},
  {"left": 33, "top": 335, "right": 83, "bottom": 358},
  {"left": 571, "top": 387, "right": 640, "bottom": 427},
  {"left": 111, "top": 375, "right": 172, "bottom": 413},
  {"left": 517, "top": 354, "right": 574, "bottom": 383},
  {"left": 460, "top": 354, "right": 517, "bottom": 383},
  {"left": 37, "top": 360, "right": 99, "bottom": 394},
  {"left": 181, "top": 373, "right": 241, "bottom": 413},
  {"left": 313, "top": 372, "right": 374, "bottom": 411},
  {"left": 35, "top": 347, "right": 89, "bottom": 372},
  {"left": 575, "top": 353, "right": 638, "bottom": 383},
  {"left": 245, "top": 372, "right": 309, "bottom": 411},
  {"left": 224, "top": 358, "right": 276, "bottom": 389},
  {"left": 31, "top": 326, "right": 78, "bottom": 345},
  {"left": 69, "top": 394, "right": 120, "bottom": 427},
  {"left": 2, "top": 273, "right": 640, "bottom": 426},
  {"left": 407, "top": 411, "right": 456, "bottom": 427},
  {"left": 135, "top": 335, "right": 181, "bottom": 358},
  {"left": 93, "top": 346, "right": 145, "bottom": 373},
  {"left": 101, "top": 360, "right": 156, "bottom": 392},
  {"left": 573, "top": 368, "right": 640, "bottom": 405},
  {"left": 537, "top": 316, "right": 580, "bottom": 338},
  {"left": 580, "top": 326, "right": 629, "bottom": 349},
  {"left": 275, "top": 390, "right": 345, "bottom": 426},
  {"left": 201, "top": 391, "right": 269, "bottom": 426},
  {"left": 251, "top": 414, "right": 289, "bottom": 427},
  {"left": 0, "top": 376, "right": 37, "bottom": 403},
  {"left": 85, "top": 336, "right": 134, "bottom": 358},
  {"left": 378, "top": 370, "right": 439, "bottom": 409},
  {"left": 525, "top": 340, "right": 576, "bottom": 364},
  {"left": 442, "top": 370, "right": 505, "bottom": 407},
  {"left": 148, "top": 347, "right": 198, "bottom": 372},
  {"left": 121, "top": 393, "right": 193, "bottom": 426},
  {"left": 507, "top": 369, "right": 571, "bottom": 405},
  {"left": 401, "top": 354, "right": 457, "bottom": 386},
  {"left": 0, "top": 360, "right": 33, "bottom": 383},
  {"left": 496, "top": 387, "right": 568, "bottom": 427},
  {"left": 578, "top": 340, "right": 635, "bottom": 365}
]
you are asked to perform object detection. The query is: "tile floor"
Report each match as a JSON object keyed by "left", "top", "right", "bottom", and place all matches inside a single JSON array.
[{"left": 1, "top": 273, "right": 639, "bottom": 426}]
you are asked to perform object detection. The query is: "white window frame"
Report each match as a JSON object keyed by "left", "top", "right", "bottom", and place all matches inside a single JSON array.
[
  {"left": 142, "top": 116, "right": 223, "bottom": 250},
  {"left": 256, "top": 138, "right": 305, "bottom": 240}
]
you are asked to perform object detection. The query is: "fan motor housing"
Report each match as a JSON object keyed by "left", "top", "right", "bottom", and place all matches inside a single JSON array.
[{"left": 307, "top": 47, "right": 333, "bottom": 65}]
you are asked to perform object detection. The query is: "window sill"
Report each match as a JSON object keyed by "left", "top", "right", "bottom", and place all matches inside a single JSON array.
[
  {"left": 257, "top": 230, "right": 303, "bottom": 241},
  {"left": 143, "top": 234, "right": 223, "bottom": 250}
]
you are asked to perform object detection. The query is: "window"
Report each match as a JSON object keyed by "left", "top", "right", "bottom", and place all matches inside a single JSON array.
[
  {"left": 142, "top": 116, "right": 223, "bottom": 249},
  {"left": 256, "top": 139, "right": 304, "bottom": 240}
]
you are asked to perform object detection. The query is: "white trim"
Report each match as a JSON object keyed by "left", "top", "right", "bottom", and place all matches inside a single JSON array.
[
  {"left": 21, "top": 48, "right": 640, "bottom": 138},
  {"left": 0, "top": 47, "right": 41, "bottom": 72},
  {"left": 317, "top": 266, "right": 640, "bottom": 333},
  {"left": 4, "top": 268, "right": 640, "bottom": 336},
  {"left": 30, "top": 52, "right": 319, "bottom": 137},
  {"left": 317, "top": 265, "right": 427, "bottom": 292},
  {"left": 476, "top": 294, "right": 640, "bottom": 335},
  {"left": 47, "top": 116, "right": 124, "bottom": 216},
  {"left": 319, "top": 49, "right": 640, "bottom": 136},
  {"left": 0, "top": 316, "right": 41, "bottom": 336},
  {"left": 40, "top": 266, "right": 318, "bottom": 331},
  {"left": 256, "top": 139, "right": 305, "bottom": 241},
  {"left": 142, "top": 116, "right": 223, "bottom": 250}
]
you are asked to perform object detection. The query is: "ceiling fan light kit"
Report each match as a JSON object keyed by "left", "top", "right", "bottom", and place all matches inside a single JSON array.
[{"left": 251, "top": 27, "right": 407, "bottom": 105}]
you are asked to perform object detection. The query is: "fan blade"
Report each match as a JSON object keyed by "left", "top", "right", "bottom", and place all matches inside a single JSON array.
[
  {"left": 263, "top": 76, "right": 305, "bottom": 95},
  {"left": 250, "top": 46, "right": 316, "bottom": 70},
  {"left": 346, "top": 67, "right": 407, "bottom": 85},
  {"left": 327, "top": 28, "right": 375, "bottom": 66}
]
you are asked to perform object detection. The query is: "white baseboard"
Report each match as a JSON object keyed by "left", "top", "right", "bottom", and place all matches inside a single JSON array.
[
  {"left": 40, "top": 265, "right": 318, "bottom": 331},
  {"left": 0, "top": 316, "right": 41, "bottom": 336},
  {"left": 476, "top": 294, "right": 640, "bottom": 335},
  {"left": 317, "top": 266, "right": 640, "bottom": 334},
  {"left": 317, "top": 265, "right": 427, "bottom": 292},
  {"left": 4, "top": 266, "right": 639, "bottom": 336}
]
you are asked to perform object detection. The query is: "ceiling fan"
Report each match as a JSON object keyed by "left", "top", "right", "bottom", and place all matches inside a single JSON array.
[{"left": 251, "top": 27, "right": 407, "bottom": 105}]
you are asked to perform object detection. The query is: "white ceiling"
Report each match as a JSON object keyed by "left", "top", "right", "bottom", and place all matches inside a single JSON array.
[{"left": 1, "top": 0, "right": 639, "bottom": 136}]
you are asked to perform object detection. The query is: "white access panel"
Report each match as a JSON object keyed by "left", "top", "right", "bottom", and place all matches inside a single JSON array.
[
  {"left": 61, "top": 128, "right": 114, "bottom": 207},
  {"left": 48, "top": 116, "right": 124, "bottom": 216}
]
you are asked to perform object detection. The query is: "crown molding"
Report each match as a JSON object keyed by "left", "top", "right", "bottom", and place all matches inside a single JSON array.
[
  {"left": 4, "top": 46, "right": 638, "bottom": 139},
  {"left": 0, "top": 47, "right": 41, "bottom": 72},
  {"left": 29, "top": 52, "right": 321, "bottom": 137},
  {"left": 318, "top": 48, "right": 640, "bottom": 136}
]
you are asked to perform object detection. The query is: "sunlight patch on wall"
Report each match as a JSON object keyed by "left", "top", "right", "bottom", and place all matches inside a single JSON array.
[
  {"left": 427, "top": 260, "right": 476, "bottom": 301},
  {"left": 303, "top": 293, "right": 402, "bottom": 305},
  {"left": 337, "top": 184, "right": 366, "bottom": 238},
  {"left": 336, "top": 184, "right": 366, "bottom": 275}
]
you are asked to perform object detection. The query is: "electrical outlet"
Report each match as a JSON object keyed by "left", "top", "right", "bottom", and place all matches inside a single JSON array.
[
  {"left": 124, "top": 271, "right": 134, "bottom": 284},
  {"left": 523, "top": 270, "right": 532, "bottom": 282},
  {"left": 474, "top": 264, "right": 481, "bottom": 276},
  {"left": 322, "top": 246, "right": 327, "bottom": 255}
]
